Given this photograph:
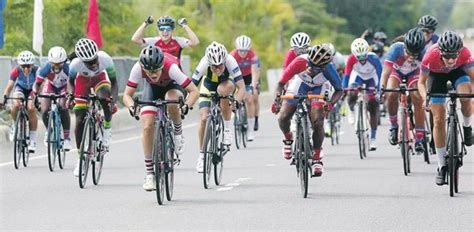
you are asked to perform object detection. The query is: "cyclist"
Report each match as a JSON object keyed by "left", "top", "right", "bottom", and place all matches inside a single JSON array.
[
  {"left": 371, "top": 41, "right": 386, "bottom": 62},
  {"left": 123, "top": 45, "right": 199, "bottom": 191},
  {"left": 373, "top": 31, "right": 388, "bottom": 47},
  {"left": 0, "top": 51, "right": 39, "bottom": 152},
  {"left": 343, "top": 38, "right": 382, "bottom": 150},
  {"left": 34, "top": 46, "right": 72, "bottom": 151},
  {"left": 131, "top": 15, "right": 199, "bottom": 62},
  {"left": 324, "top": 43, "right": 345, "bottom": 136},
  {"left": 273, "top": 44, "right": 343, "bottom": 176},
  {"left": 230, "top": 35, "right": 259, "bottom": 141},
  {"left": 381, "top": 28, "right": 426, "bottom": 152},
  {"left": 417, "top": 15, "right": 439, "bottom": 51},
  {"left": 69, "top": 38, "right": 118, "bottom": 177},
  {"left": 192, "top": 41, "right": 246, "bottom": 173},
  {"left": 418, "top": 31, "right": 473, "bottom": 185},
  {"left": 283, "top": 32, "right": 311, "bottom": 69}
]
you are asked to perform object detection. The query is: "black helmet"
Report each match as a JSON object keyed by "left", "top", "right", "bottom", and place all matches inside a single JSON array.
[
  {"left": 371, "top": 41, "right": 384, "bottom": 54},
  {"left": 139, "top": 45, "right": 164, "bottom": 70},
  {"left": 157, "top": 15, "right": 175, "bottom": 29},
  {"left": 373, "top": 32, "right": 387, "bottom": 41},
  {"left": 438, "top": 31, "right": 463, "bottom": 53},
  {"left": 308, "top": 44, "right": 334, "bottom": 66},
  {"left": 418, "top": 15, "right": 438, "bottom": 31},
  {"left": 404, "top": 28, "right": 425, "bottom": 54}
]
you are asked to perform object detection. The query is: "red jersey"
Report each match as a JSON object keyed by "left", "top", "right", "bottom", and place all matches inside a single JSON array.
[
  {"left": 230, "top": 49, "right": 258, "bottom": 76},
  {"left": 421, "top": 44, "right": 474, "bottom": 74},
  {"left": 283, "top": 49, "right": 298, "bottom": 69},
  {"left": 143, "top": 36, "right": 190, "bottom": 60}
]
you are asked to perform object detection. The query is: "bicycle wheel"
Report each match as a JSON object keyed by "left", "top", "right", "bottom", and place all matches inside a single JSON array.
[
  {"left": 241, "top": 104, "right": 248, "bottom": 148},
  {"left": 165, "top": 125, "right": 175, "bottom": 201},
  {"left": 58, "top": 121, "right": 66, "bottom": 169},
  {"left": 329, "top": 113, "right": 335, "bottom": 146},
  {"left": 400, "top": 112, "right": 409, "bottom": 176},
  {"left": 21, "top": 114, "right": 30, "bottom": 167},
  {"left": 234, "top": 109, "right": 241, "bottom": 149},
  {"left": 153, "top": 123, "right": 165, "bottom": 205},
  {"left": 78, "top": 118, "right": 93, "bottom": 188},
  {"left": 447, "top": 118, "right": 458, "bottom": 197},
  {"left": 92, "top": 125, "right": 105, "bottom": 185},
  {"left": 300, "top": 117, "right": 310, "bottom": 198},
  {"left": 214, "top": 115, "right": 225, "bottom": 185},
  {"left": 202, "top": 118, "right": 214, "bottom": 189},
  {"left": 357, "top": 102, "right": 365, "bottom": 160},
  {"left": 47, "top": 111, "right": 57, "bottom": 172},
  {"left": 13, "top": 114, "right": 23, "bottom": 169}
]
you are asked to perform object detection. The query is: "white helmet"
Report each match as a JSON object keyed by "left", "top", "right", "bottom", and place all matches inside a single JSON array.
[
  {"left": 17, "top": 50, "right": 35, "bottom": 65},
  {"left": 235, "top": 35, "right": 251, "bottom": 50},
  {"left": 290, "top": 32, "right": 311, "bottom": 49},
  {"left": 206, "top": 41, "right": 228, "bottom": 65},
  {"left": 324, "top": 43, "right": 336, "bottom": 56},
  {"left": 75, "top": 38, "right": 98, "bottom": 61},
  {"left": 351, "top": 38, "right": 369, "bottom": 59},
  {"left": 48, "top": 46, "right": 67, "bottom": 63}
]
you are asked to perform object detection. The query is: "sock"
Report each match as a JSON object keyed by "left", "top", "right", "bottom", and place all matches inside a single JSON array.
[
  {"left": 389, "top": 115, "right": 398, "bottom": 128},
  {"left": 224, "top": 120, "right": 231, "bottom": 131},
  {"left": 173, "top": 121, "right": 182, "bottom": 135},
  {"left": 248, "top": 118, "right": 255, "bottom": 132},
  {"left": 463, "top": 115, "right": 472, "bottom": 127},
  {"left": 255, "top": 116, "right": 259, "bottom": 123},
  {"left": 436, "top": 147, "right": 446, "bottom": 169},
  {"left": 63, "top": 130, "right": 70, "bottom": 140},
  {"left": 144, "top": 157, "right": 154, "bottom": 175},
  {"left": 415, "top": 128, "right": 425, "bottom": 142},
  {"left": 371, "top": 128, "right": 377, "bottom": 139},
  {"left": 284, "top": 131, "right": 293, "bottom": 141},
  {"left": 104, "top": 120, "right": 112, "bottom": 129},
  {"left": 29, "top": 130, "right": 37, "bottom": 142}
]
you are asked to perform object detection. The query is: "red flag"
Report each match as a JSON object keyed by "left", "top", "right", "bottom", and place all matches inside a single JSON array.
[{"left": 86, "top": 0, "right": 103, "bottom": 48}]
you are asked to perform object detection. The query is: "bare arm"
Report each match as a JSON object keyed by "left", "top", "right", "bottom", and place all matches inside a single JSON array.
[
  {"left": 122, "top": 86, "right": 136, "bottom": 110},
  {"left": 380, "top": 64, "right": 393, "bottom": 89},
  {"left": 418, "top": 71, "right": 429, "bottom": 102},
  {"left": 235, "top": 79, "right": 246, "bottom": 103},
  {"left": 131, "top": 22, "right": 148, "bottom": 45},
  {"left": 183, "top": 82, "right": 199, "bottom": 108},
  {"left": 182, "top": 25, "right": 199, "bottom": 47},
  {"left": 3, "top": 80, "right": 15, "bottom": 97}
]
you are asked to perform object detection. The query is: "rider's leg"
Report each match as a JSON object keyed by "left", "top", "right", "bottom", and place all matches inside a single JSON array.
[
  {"left": 409, "top": 82, "right": 426, "bottom": 147},
  {"left": 346, "top": 74, "right": 362, "bottom": 124},
  {"left": 386, "top": 76, "right": 401, "bottom": 145},
  {"left": 278, "top": 102, "right": 297, "bottom": 160},
  {"left": 431, "top": 102, "right": 446, "bottom": 168},
  {"left": 217, "top": 80, "right": 235, "bottom": 127},
  {"left": 309, "top": 102, "right": 325, "bottom": 176},
  {"left": 141, "top": 113, "right": 156, "bottom": 190},
  {"left": 27, "top": 98, "right": 38, "bottom": 143},
  {"left": 244, "top": 86, "right": 256, "bottom": 140},
  {"left": 58, "top": 98, "right": 71, "bottom": 140},
  {"left": 40, "top": 97, "right": 51, "bottom": 128},
  {"left": 165, "top": 88, "right": 184, "bottom": 135},
  {"left": 456, "top": 80, "right": 473, "bottom": 146}
]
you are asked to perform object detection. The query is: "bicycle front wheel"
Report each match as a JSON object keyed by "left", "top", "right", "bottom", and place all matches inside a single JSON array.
[
  {"left": 300, "top": 117, "right": 310, "bottom": 198},
  {"left": 47, "top": 112, "right": 57, "bottom": 172},
  {"left": 214, "top": 115, "right": 225, "bottom": 185},
  {"left": 400, "top": 112, "right": 409, "bottom": 176},
  {"left": 202, "top": 118, "right": 214, "bottom": 189},
  {"left": 165, "top": 126, "right": 175, "bottom": 201},
  {"left": 78, "top": 118, "right": 93, "bottom": 188},
  {"left": 241, "top": 104, "right": 248, "bottom": 148},
  {"left": 13, "top": 114, "right": 23, "bottom": 169},
  {"left": 21, "top": 114, "right": 30, "bottom": 167},
  {"left": 357, "top": 103, "right": 365, "bottom": 160},
  {"left": 153, "top": 124, "right": 165, "bottom": 205},
  {"left": 58, "top": 119, "right": 66, "bottom": 169},
  {"left": 234, "top": 110, "right": 241, "bottom": 149},
  {"left": 447, "top": 117, "right": 458, "bottom": 197}
]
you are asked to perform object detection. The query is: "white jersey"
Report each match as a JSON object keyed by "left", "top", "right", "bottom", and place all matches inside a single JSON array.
[
  {"left": 69, "top": 51, "right": 114, "bottom": 78},
  {"left": 191, "top": 55, "right": 242, "bottom": 84}
]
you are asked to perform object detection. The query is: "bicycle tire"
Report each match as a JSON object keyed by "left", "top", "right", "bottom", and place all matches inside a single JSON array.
[
  {"left": 165, "top": 123, "right": 175, "bottom": 201},
  {"left": 202, "top": 117, "right": 214, "bottom": 189},
  {"left": 242, "top": 104, "right": 248, "bottom": 148},
  {"left": 153, "top": 123, "right": 165, "bottom": 205},
  {"left": 234, "top": 109, "right": 241, "bottom": 149},
  {"left": 357, "top": 102, "right": 365, "bottom": 160},
  {"left": 401, "top": 112, "right": 408, "bottom": 176},
  {"left": 214, "top": 114, "right": 225, "bottom": 185},
  {"left": 92, "top": 126, "right": 105, "bottom": 186},
  {"left": 21, "top": 114, "right": 30, "bottom": 167},
  {"left": 300, "top": 116, "right": 310, "bottom": 198},
  {"left": 47, "top": 111, "right": 57, "bottom": 172},
  {"left": 78, "top": 118, "right": 93, "bottom": 188},
  {"left": 329, "top": 113, "right": 335, "bottom": 146},
  {"left": 58, "top": 120, "right": 66, "bottom": 169},
  {"left": 448, "top": 118, "right": 457, "bottom": 197},
  {"left": 13, "top": 113, "right": 23, "bottom": 169}
]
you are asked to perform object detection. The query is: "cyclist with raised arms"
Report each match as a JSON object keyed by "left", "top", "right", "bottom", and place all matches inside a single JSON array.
[
  {"left": 343, "top": 38, "right": 382, "bottom": 151},
  {"left": 381, "top": 28, "right": 426, "bottom": 152},
  {"left": 273, "top": 44, "right": 343, "bottom": 176},
  {"left": 417, "top": 15, "right": 439, "bottom": 51},
  {"left": 123, "top": 45, "right": 199, "bottom": 191},
  {"left": 418, "top": 31, "right": 473, "bottom": 185},
  {"left": 69, "top": 38, "right": 118, "bottom": 177},
  {"left": 192, "top": 42, "right": 245, "bottom": 173},
  {"left": 283, "top": 32, "right": 311, "bottom": 69},
  {"left": 131, "top": 15, "right": 199, "bottom": 62},
  {"left": 230, "top": 35, "right": 259, "bottom": 141},
  {"left": 1, "top": 51, "right": 39, "bottom": 152},
  {"left": 34, "top": 46, "right": 72, "bottom": 151}
]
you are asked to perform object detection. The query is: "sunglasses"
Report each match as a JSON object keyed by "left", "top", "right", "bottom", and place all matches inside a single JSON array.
[
  {"left": 144, "top": 67, "right": 163, "bottom": 73},
  {"left": 308, "top": 61, "right": 324, "bottom": 71},
  {"left": 20, "top": 64, "right": 32, "bottom": 69},
  {"left": 238, "top": 49, "right": 249, "bottom": 53},
  {"left": 404, "top": 49, "right": 419, "bottom": 58},
  {"left": 52, "top": 63, "right": 64, "bottom": 68},
  {"left": 159, "top": 26, "right": 173, "bottom": 31},
  {"left": 441, "top": 52, "right": 459, "bottom": 59},
  {"left": 356, "top": 54, "right": 368, "bottom": 61}
]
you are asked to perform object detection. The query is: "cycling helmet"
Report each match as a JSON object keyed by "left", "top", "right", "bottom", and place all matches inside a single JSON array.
[
  {"left": 308, "top": 44, "right": 334, "bottom": 66},
  {"left": 324, "top": 43, "right": 336, "bottom": 56},
  {"left": 404, "top": 28, "right": 425, "bottom": 54},
  {"left": 373, "top": 31, "right": 387, "bottom": 42},
  {"left": 371, "top": 41, "right": 384, "bottom": 54},
  {"left": 351, "top": 38, "right": 369, "bottom": 59},
  {"left": 417, "top": 15, "right": 438, "bottom": 31},
  {"left": 157, "top": 15, "right": 175, "bottom": 29},
  {"left": 438, "top": 31, "right": 463, "bottom": 53},
  {"left": 48, "top": 46, "right": 67, "bottom": 63},
  {"left": 139, "top": 45, "right": 165, "bottom": 70},
  {"left": 74, "top": 38, "right": 98, "bottom": 62},
  {"left": 235, "top": 35, "right": 251, "bottom": 50},
  {"left": 206, "top": 41, "right": 228, "bottom": 65},
  {"left": 17, "top": 50, "right": 35, "bottom": 65},
  {"left": 290, "top": 32, "right": 311, "bottom": 49}
]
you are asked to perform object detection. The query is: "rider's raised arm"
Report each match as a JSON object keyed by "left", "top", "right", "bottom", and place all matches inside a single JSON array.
[
  {"left": 179, "top": 20, "right": 200, "bottom": 47},
  {"left": 131, "top": 17, "right": 151, "bottom": 46}
]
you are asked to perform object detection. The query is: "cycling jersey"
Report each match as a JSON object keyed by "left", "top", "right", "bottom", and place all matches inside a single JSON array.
[
  {"left": 343, "top": 53, "right": 382, "bottom": 88},
  {"left": 143, "top": 36, "right": 190, "bottom": 60},
  {"left": 10, "top": 66, "right": 39, "bottom": 90},
  {"left": 69, "top": 51, "right": 117, "bottom": 79},
  {"left": 283, "top": 49, "right": 298, "bottom": 69},
  {"left": 192, "top": 55, "right": 243, "bottom": 86},
  {"left": 424, "top": 34, "right": 439, "bottom": 51},
  {"left": 229, "top": 49, "right": 258, "bottom": 77},
  {"left": 36, "top": 63, "right": 70, "bottom": 89},
  {"left": 332, "top": 52, "right": 346, "bottom": 72},
  {"left": 421, "top": 44, "right": 474, "bottom": 74}
]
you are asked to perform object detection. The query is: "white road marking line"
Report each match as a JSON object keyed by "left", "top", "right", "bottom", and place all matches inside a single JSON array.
[
  {"left": 217, "top": 187, "right": 233, "bottom": 191},
  {"left": 225, "top": 182, "right": 240, "bottom": 187},
  {"left": 235, "top": 177, "right": 252, "bottom": 183},
  {"left": 0, "top": 122, "right": 199, "bottom": 167}
]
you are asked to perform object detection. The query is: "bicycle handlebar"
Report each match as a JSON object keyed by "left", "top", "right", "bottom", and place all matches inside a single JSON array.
[
  {"left": 344, "top": 87, "right": 377, "bottom": 92},
  {"left": 280, "top": 94, "right": 326, "bottom": 100},
  {"left": 382, "top": 88, "right": 418, "bottom": 93},
  {"left": 428, "top": 92, "right": 474, "bottom": 98},
  {"left": 37, "top": 94, "right": 67, "bottom": 100},
  {"left": 132, "top": 97, "right": 185, "bottom": 121}
]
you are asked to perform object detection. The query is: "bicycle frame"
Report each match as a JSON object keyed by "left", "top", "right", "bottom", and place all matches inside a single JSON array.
[{"left": 5, "top": 96, "right": 31, "bottom": 169}]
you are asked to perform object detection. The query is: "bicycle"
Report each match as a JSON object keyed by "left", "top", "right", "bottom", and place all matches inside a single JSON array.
[
  {"left": 345, "top": 85, "right": 375, "bottom": 160},
  {"left": 280, "top": 93, "right": 326, "bottom": 198},
  {"left": 383, "top": 80, "right": 418, "bottom": 176},
  {"left": 132, "top": 97, "right": 184, "bottom": 205},
  {"left": 327, "top": 101, "right": 341, "bottom": 146},
  {"left": 200, "top": 93, "right": 232, "bottom": 189},
  {"left": 4, "top": 96, "right": 32, "bottom": 169},
  {"left": 38, "top": 94, "right": 67, "bottom": 172},
  {"left": 428, "top": 82, "right": 474, "bottom": 197},
  {"left": 77, "top": 94, "right": 112, "bottom": 188},
  {"left": 234, "top": 101, "right": 248, "bottom": 149}
]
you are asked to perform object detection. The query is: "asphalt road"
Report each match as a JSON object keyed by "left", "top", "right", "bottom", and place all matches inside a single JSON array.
[{"left": 0, "top": 104, "right": 473, "bottom": 231}]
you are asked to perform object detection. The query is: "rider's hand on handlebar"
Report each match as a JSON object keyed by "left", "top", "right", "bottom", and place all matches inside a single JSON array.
[{"left": 180, "top": 103, "right": 190, "bottom": 116}]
